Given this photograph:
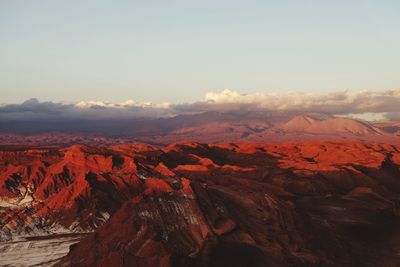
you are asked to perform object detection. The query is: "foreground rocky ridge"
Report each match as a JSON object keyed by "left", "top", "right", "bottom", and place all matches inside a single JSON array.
[{"left": 1, "top": 141, "right": 400, "bottom": 266}]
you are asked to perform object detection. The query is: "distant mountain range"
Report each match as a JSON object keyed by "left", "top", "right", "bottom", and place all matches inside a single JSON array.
[{"left": 0, "top": 111, "right": 399, "bottom": 145}]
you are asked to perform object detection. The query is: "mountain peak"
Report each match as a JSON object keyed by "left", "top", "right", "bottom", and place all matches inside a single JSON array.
[{"left": 281, "top": 115, "right": 319, "bottom": 131}]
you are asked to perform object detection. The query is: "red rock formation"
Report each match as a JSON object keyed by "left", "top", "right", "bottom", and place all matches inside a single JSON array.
[
  {"left": 1, "top": 141, "right": 400, "bottom": 266},
  {"left": 0, "top": 145, "right": 145, "bottom": 238}
]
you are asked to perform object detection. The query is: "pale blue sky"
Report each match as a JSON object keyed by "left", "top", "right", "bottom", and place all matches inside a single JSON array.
[{"left": 0, "top": 0, "right": 399, "bottom": 104}]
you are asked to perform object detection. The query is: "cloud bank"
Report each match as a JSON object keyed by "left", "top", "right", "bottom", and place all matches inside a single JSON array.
[{"left": 1, "top": 89, "right": 400, "bottom": 121}]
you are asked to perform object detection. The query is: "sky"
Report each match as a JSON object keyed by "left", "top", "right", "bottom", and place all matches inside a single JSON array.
[{"left": 1, "top": 0, "right": 400, "bottom": 104}]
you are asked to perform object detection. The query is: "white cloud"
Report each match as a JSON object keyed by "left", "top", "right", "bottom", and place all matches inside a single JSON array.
[
  {"left": 0, "top": 98, "right": 172, "bottom": 120},
  {"left": 177, "top": 89, "right": 400, "bottom": 118},
  {"left": 197, "top": 89, "right": 400, "bottom": 114},
  {"left": 75, "top": 100, "right": 170, "bottom": 109},
  {"left": 1, "top": 89, "right": 400, "bottom": 121}
]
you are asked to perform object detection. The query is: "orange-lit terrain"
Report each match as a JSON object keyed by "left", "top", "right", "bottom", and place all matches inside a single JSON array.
[
  {"left": 1, "top": 113, "right": 400, "bottom": 146},
  {"left": 1, "top": 141, "right": 400, "bottom": 266}
]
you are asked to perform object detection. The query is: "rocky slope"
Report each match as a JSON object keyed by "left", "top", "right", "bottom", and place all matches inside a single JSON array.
[{"left": 1, "top": 142, "right": 400, "bottom": 266}]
